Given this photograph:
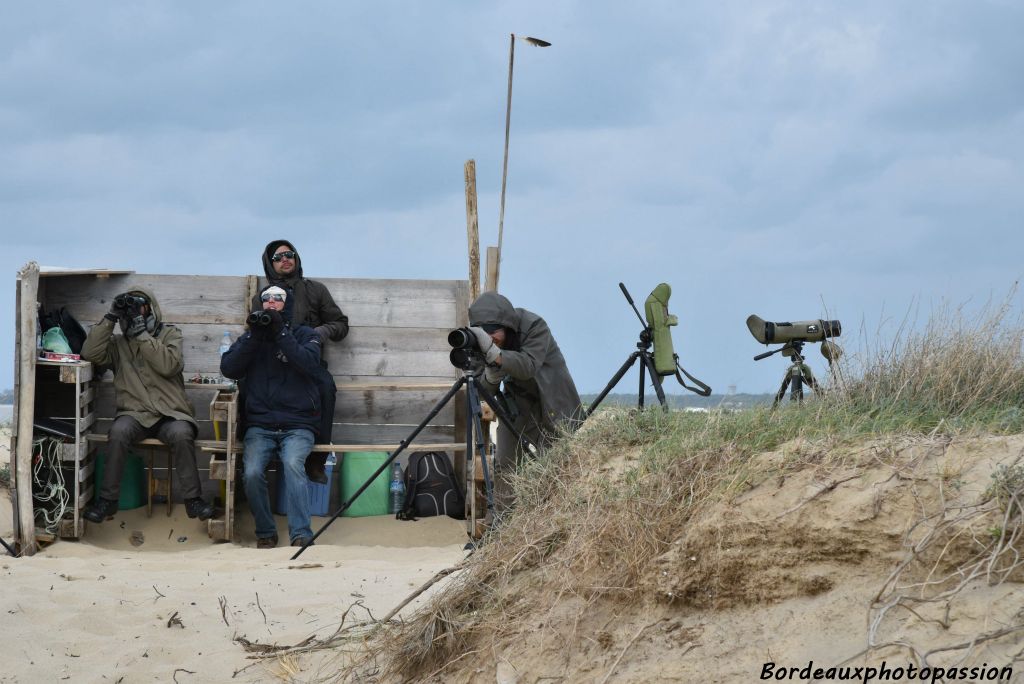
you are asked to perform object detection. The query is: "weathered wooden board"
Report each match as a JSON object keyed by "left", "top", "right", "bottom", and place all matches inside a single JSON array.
[
  {"left": 43, "top": 274, "right": 251, "bottom": 325},
  {"left": 253, "top": 277, "right": 463, "bottom": 328}
]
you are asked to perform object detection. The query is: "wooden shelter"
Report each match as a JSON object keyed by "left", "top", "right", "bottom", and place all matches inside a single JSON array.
[{"left": 9, "top": 262, "right": 479, "bottom": 555}]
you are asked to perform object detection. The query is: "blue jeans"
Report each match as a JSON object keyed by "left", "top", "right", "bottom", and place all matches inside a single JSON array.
[{"left": 243, "top": 427, "right": 314, "bottom": 543}]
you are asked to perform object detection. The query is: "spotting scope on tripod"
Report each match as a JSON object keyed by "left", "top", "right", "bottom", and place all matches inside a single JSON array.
[
  {"left": 747, "top": 315, "right": 843, "bottom": 407},
  {"left": 587, "top": 283, "right": 711, "bottom": 416}
]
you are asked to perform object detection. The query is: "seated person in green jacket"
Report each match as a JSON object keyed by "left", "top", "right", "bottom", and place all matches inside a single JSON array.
[{"left": 80, "top": 288, "right": 214, "bottom": 524}]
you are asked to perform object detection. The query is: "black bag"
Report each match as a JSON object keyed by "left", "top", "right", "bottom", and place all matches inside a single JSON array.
[
  {"left": 37, "top": 306, "right": 88, "bottom": 354},
  {"left": 396, "top": 451, "right": 465, "bottom": 520},
  {"left": 56, "top": 308, "right": 87, "bottom": 354}
]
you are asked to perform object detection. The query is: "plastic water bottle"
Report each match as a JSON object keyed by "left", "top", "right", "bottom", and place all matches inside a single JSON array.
[
  {"left": 218, "top": 331, "right": 232, "bottom": 384},
  {"left": 389, "top": 462, "right": 406, "bottom": 514}
]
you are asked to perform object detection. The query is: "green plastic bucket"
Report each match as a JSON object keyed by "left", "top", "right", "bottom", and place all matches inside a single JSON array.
[
  {"left": 93, "top": 451, "right": 147, "bottom": 510},
  {"left": 340, "top": 452, "right": 390, "bottom": 517}
]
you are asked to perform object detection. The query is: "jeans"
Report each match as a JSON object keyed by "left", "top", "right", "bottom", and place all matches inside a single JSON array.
[
  {"left": 243, "top": 427, "right": 314, "bottom": 543},
  {"left": 103, "top": 416, "right": 201, "bottom": 501}
]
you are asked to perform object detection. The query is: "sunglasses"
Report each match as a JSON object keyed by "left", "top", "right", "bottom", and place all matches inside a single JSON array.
[
  {"left": 271, "top": 250, "right": 297, "bottom": 262},
  {"left": 261, "top": 293, "right": 286, "bottom": 302}
]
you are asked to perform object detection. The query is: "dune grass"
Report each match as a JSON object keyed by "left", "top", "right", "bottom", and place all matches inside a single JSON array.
[{"left": 343, "top": 299, "right": 1024, "bottom": 681}]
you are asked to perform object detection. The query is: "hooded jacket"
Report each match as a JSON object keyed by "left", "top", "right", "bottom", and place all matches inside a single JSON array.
[
  {"left": 252, "top": 240, "right": 349, "bottom": 342},
  {"left": 469, "top": 292, "right": 582, "bottom": 431},
  {"left": 81, "top": 287, "right": 197, "bottom": 430},
  {"left": 221, "top": 287, "right": 324, "bottom": 436}
]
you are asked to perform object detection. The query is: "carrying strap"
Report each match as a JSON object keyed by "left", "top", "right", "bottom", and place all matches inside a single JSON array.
[{"left": 673, "top": 355, "right": 712, "bottom": 396}]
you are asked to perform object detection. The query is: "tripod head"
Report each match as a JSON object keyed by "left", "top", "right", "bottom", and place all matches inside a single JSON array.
[{"left": 753, "top": 340, "right": 807, "bottom": 363}]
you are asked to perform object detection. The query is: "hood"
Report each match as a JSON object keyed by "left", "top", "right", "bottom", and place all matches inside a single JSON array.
[
  {"left": 127, "top": 286, "right": 163, "bottom": 325},
  {"left": 261, "top": 239, "right": 303, "bottom": 284},
  {"left": 259, "top": 284, "right": 295, "bottom": 325},
  {"left": 469, "top": 292, "right": 519, "bottom": 330}
]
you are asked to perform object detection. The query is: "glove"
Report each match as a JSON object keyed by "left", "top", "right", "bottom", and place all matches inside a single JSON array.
[
  {"left": 125, "top": 315, "right": 147, "bottom": 338},
  {"left": 314, "top": 325, "right": 330, "bottom": 342},
  {"left": 105, "top": 294, "right": 126, "bottom": 322},
  {"left": 468, "top": 326, "right": 501, "bottom": 365},
  {"left": 267, "top": 309, "right": 285, "bottom": 335},
  {"left": 484, "top": 365, "right": 503, "bottom": 385}
]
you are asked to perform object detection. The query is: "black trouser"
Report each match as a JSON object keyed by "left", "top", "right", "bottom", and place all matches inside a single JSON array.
[
  {"left": 101, "top": 416, "right": 202, "bottom": 501},
  {"left": 306, "top": 364, "right": 337, "bottom": 472}
]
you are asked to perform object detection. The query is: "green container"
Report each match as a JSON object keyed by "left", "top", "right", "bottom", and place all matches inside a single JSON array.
[
  {"left": 93, "top": 452, "right": 147, "bottom": 510},
  {"left": 340, "top": 452, "right": 390, "bottom": 517}
]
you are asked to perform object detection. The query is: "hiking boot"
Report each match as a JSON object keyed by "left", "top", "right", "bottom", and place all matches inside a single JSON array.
[
  {"left": 304, "top": 460, "right": 328, "bottom": 485},
  {"left": 185, "top": 497, "right": 215, "bottom": 521},
  {"left": 291, "top": 537, "right": 314, "bottom": 548},
  {"left": 83, "top": 497, "right": 119, "bottom": 523},
  {"left": 256, "top": 535, "right": 278, "bottom": 549}
]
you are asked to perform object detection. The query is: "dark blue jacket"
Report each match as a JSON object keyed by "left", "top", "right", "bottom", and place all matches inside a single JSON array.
[{"left": 220, "top": 320, "right": 323, "bottom": 436}]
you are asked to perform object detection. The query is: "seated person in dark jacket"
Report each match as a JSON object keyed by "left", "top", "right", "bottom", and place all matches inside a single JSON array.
[{"left": 220, "top": 286, "right": 323, "bottom": 549}]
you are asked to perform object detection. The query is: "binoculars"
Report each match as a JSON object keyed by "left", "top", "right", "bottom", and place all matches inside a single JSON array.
[
  {"left": 447, "top": 327, "right": 483, "bottom": 371},
  {"left": 247, "top": 311, "right": 273, "bottom": 327},
  {"left": 113, "top": 293, "right": 148, "bottom": 311}
]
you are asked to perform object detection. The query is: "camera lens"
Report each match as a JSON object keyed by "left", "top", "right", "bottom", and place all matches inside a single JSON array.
[
  {"left": 247, "top": 311, "right": 272, "bottom": 326},
  {"left": 821, "top": 320, "right": 841, "bottom": 339}
]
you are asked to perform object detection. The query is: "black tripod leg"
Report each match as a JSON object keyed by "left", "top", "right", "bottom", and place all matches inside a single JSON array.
[
  {"left": 586, "top": 352, "right": 641, "bottom": 417},
  {"left": 473, "top": 379, "right": 537, "bottom": 454},
  {"left": 292, "top": 375, "right": 469, "bottom": 560},
  {"left": 1, "top": 536, "right": 16, "bottom": 557},
  {"left": 641, "top": 354, "right": 668, "bottom": 411},
  {"left": 773, "top": 375, "right": 791, "bottom": 408},
  {"left": 465, "top": 380, "right": 495, "bottom": 518},
  {"left": 791, "top": 371, "right": 804, "bottom": 403}
]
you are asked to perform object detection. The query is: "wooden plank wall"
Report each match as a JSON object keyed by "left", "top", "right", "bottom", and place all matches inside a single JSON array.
[{"left": 41, "top": 274, "right": 468, "bottom": 448}]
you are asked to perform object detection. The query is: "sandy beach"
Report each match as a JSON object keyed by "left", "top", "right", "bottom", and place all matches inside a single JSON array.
[{"left": 0, "top": 428, "right": 469, "bottom": 683}]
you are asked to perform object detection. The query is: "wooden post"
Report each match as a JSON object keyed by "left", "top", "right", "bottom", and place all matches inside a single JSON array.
[
  {"left": 484, "top": 246, "right": 499, "bottom": 293},
  {"left": 14, "top": 262, "right": 40, "bottom": 555},
  {"left": 464, "top": 160, "right": 481, "bottom": 302}
]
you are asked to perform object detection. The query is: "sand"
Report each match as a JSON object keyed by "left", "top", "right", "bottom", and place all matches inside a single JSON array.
[{"left": 0, "top": 429, "right": 469, "bottom": 682}]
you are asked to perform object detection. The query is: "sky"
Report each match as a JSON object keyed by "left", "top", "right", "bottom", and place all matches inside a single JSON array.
[{"left": 2, "top": 1, "right": 1022, "bottom": 396}]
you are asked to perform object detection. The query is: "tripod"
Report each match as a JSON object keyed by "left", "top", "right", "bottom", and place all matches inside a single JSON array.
[
  {"left": 587, "top": 283, "right": 711, "bottom": 416},
  {"left": 754, "top": 341, "right": 821, "bottom": 407},
  {"left": 292, "top": 367, "right": 533, "bottom": 560}
]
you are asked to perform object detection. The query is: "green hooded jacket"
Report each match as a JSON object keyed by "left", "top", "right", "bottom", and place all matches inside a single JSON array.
[
  {"left": 81, "top": 287, "right": 197, "bottom": 430},
  {"left": 469, "top": 292, "right": 582, "bottom": 432}
]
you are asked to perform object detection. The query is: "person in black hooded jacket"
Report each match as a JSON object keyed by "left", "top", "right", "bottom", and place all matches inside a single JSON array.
[
  {"left": 252, "top": 240, "right": 347, "bottom": 483},
  {"left": 221, "top": 285, "right": 323, "bottom": 549}
]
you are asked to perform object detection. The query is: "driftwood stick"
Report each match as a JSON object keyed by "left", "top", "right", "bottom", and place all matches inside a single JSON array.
[
  {"left": 599, "top": 622, "right": 656, "bottom": 684},
  {"left": 378, "top": 563, "right": 465, "bottom": 626}
]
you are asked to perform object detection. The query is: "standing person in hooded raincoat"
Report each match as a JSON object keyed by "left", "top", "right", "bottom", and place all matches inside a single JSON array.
[
  {"left": 250, "top": 240, "right": 348, "bottom": 483},
  {"left": 80, "top": 287, "right": 215, "bottom": 524},
  {"left": 466, "top": 292, "right": 583, "bottom": 515}
]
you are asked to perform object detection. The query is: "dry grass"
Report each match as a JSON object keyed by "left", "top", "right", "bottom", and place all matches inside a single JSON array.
[{"left": 334, "top": 298, "right": 1024, "bottom": 682}]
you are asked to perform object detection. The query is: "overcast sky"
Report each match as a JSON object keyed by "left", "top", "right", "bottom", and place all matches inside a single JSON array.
[{"left": 3, "top": 1, "right": 1022, "bottom": 396}]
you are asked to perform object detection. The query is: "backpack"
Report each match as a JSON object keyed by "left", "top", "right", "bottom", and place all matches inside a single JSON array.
[{"left": 396, "top": 451, "right": 465, "bottom": 520}]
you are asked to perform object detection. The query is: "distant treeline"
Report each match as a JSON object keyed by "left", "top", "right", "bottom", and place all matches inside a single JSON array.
[
  {"left": 581, "top": 392, "right": 774, "bottom": 410},
  {"left": 0, "top": 388, "right": 12, "bottom": 404}
]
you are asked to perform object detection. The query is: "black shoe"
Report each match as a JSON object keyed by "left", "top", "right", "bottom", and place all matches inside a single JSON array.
[
  {"left": 257, "top": 535, "right": 278, "bottom": 549},
  {"left": 305, "top": 461, "right": 328, "bottom": 485},
  {"left": 291, "top": 537, "right": 314, "bottom": 548},
  {"left": 185, "top": 497, "right": 215, "bottom": 521},
  {"left": 83, "top": 497, "right": 119, "bottom": 523}
]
